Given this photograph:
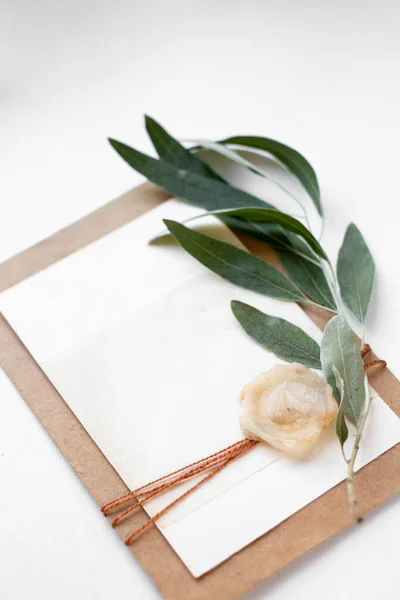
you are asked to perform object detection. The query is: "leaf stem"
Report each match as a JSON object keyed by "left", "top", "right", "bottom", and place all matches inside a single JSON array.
[
  {"left": 180, "top": 211, "right": 323, "bottom": 267},
  {"left": 318, "top": 216, "right": 326, "bottom": 241},
  {"left": 283, "top": 248, "right": 321, "bottom": 267},
  {"left": 319, "top": 258, "right": 342, "bottom": 313},
  {"left": 189, "top": 139, "right": 313, "bottom": 233},
  {"left": 361, "top": 325, "right": 366, "bottom": 351},
  {"left": 303, "top": 298, "right": 338, "bottom": 314},
  {"left": 346, "top": 381, "right": 371, "bottom": 522},
  {"left": 263, "top": 175, "right": 309, "bottom": 226},
  {"left": 323, "top": 253, "right": 371, "bottom": 521}
]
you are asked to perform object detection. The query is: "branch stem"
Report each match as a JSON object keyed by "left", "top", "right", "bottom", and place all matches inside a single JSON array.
[
  {"left": 304, "top": 298, "right": 337, "bottom": 314},
  {"left": 346, "top": 383, "right": 371, "bottom": 522}
]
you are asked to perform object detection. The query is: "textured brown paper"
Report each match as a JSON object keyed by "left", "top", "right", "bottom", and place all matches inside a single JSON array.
[{"left": 1, "top": 182, "right": 400, "bottom": 600}]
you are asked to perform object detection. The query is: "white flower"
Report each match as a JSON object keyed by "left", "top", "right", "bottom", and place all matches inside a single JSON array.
[{"left": 239, "top": 363, "right": 337, "bottom": 455}]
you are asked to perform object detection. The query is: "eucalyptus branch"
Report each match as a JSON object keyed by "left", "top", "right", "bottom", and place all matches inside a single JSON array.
[{"left": 111, "top": 118, "right": 377, "bottom": 524}]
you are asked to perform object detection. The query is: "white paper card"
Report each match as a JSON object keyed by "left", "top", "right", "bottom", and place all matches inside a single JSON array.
[{"left": 2, "top": 199, "right": 400, "bottom": 577}]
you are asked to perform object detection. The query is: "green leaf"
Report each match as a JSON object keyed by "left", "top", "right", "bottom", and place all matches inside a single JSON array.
[
  {"left": 145, "top": 116, "right": 223, "bottom": 181},
  {"left": 109, "top": 138, "right": 273, "bottom": 212},
  {"left": 189, "top": 207, "right": 327, "bottom": 259},
  {"left": 320, "top": 315, "right": 365, "bottom": 425},
  {"left": 280, "top": 251, "right": 336, "bottom": 311},
  {"left": 190, "top": 138, "right": 309, "bottom": 217},
  {"left": 337, "top": 223, "right": 375, "bottom": 325},
  {"left": 151, "top": 218, "right": 291, "bottom": 252},
  {"left": 189, "top": 138, "right": 270, "bottom": 179},
  {"left": 219, "top": 135, "right": 323, "bottom": 217},
  {"left": 108, "top": 138, "right": 291, "bottom": 248},
  {"left": 163, "top": 220, "right": 305, "bottom": 302},
  {"left": 285, "top": 234, "right": 319, "bottom": 260},
  {"left": 332, "top": 365, "right": 349, "bottom": 448},
  {"left": 143, "top": 122, "right": 301, "bottom": 251},
  {"left": 231, "top": 300, "right": 321, "bottom": 368}
]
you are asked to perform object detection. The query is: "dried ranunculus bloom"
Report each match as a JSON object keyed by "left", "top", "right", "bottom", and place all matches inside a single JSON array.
[{"left": 239, "top": 363, "right": 337, "bottom": 455}]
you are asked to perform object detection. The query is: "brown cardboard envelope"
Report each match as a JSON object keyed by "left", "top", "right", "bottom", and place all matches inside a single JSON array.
[{"left": 1, "top": 182, "right": 399, "bottom": 600}]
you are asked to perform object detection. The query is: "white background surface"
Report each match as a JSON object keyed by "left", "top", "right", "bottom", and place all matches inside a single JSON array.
[{"left": 1, "top": 0, "right": 400, "bottom": 598}]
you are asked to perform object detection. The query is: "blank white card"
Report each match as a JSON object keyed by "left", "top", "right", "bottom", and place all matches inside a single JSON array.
[{"left": 2, "top": 199, "right": 400, "bottom": 577}]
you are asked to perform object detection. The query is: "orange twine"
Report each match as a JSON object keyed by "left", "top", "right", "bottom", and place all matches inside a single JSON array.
[
  {"left": 102, "top": 345, "right": 386, "bottom": 544},
  {"left": 362, "top": 343, "right": 387, "bottom": 371}
]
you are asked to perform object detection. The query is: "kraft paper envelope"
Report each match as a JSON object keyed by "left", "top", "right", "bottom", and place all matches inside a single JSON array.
[{"left": 1, "top": 183, "right": 400, "bottom": 599}]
